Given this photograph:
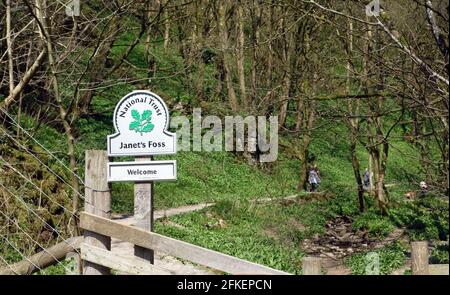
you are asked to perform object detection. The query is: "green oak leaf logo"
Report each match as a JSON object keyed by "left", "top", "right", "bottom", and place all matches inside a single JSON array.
[{"left": 129, "top": 109, "right": 154, "bottom": 135}]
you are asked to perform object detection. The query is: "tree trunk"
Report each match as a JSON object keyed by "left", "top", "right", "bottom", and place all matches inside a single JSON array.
[
  {"left": 6, "top": 0, "right": 14, "bottom": 95},
  {"left": 194, "top": 0, "right": 206, "bottom": 103},
  {"left": 250, "top": 1, "right": 261, "bottom": 113},
  {"left": 350, "top": 138, "right": 365, "bottom": 212},
  {"left": 297, "top": 74, "right": 317, "bottom": 191},
  {"left": 278, "top": 13, "right": 293, "bottom": 129},
  {"left": 346, "top": 13, "right": 365, "bottom": 212},
  {"left": 218, "top": 0, "right": 238, "bottom": 112},
  {"left": 298, "top": 136, "right": 311, "bottom": 191},
  {"left": 34, "top": 0, "right": 81, "bottom": 226},
  {"left": 145, "top": 0, "right": 160, "bottom": 83},
  {"left": 295, "top": 97, "right": 304, "bottom": 132},
  {"left": 77, "top": 16, "right": 120, "bottom": 115},
  {"left": 236, "top": 2, "right": 247, "bottom": 110},
  {"left": 163, "top": 2, "right": 170, "bottom": 51}
]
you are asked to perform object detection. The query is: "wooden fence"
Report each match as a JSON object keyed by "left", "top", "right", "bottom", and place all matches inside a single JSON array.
[
  {"left": 79, "top": 150, "right": 288, "bottom": 275},
  {"left": 80, "top": 212, "right": 288, "bottom": 275},
  {"left": 302, "top": 241, "right": 449, "bottom": 275}
]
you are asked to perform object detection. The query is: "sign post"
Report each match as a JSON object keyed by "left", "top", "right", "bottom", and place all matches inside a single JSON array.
[
  {"left": 107, "top": 90, "right": 176, "bottom": 265},
  {"left": 134, "top": 156, "right": 154, "bottom": 263}
]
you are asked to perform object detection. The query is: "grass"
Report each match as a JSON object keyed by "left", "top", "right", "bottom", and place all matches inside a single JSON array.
[
  {"left": 430, "top": 244, "right": 449, "bottom": 264},
  {"left": 352, "top": 209, "right": 395, "bottom": 239},
  {"left": 35, "top": 257, "right": 79, "bottom": 275},
  {"left": 389, "top": 196, "right": 449, "bottom": 241},
  {"left": 154, "top": 199, "right": 309, "bottom": 274},
  {"left": 111, "top": 150, "right": 300, "bottom": 212},
  {"left": 344, "top": 242, "right": 407, "bottom": 275}
]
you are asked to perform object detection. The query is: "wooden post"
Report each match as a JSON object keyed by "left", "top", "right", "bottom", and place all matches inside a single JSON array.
[
  {"left": 134, "top": 156, "right": 154, "bottom": 263},
  {"left": 411, "top": 241, "right": 429, "bottom": 275},
  {"left": 303, "top": 257, "right": 321, "bottom": 275},
  {"left": 83, "top": 150, "right": 112, "bottom": 275}
]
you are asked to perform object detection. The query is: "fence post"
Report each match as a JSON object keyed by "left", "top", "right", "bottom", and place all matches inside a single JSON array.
[
  {"left": 411, "top": 241, "right": 429, "bottom": 275},
  {"left": 83, "top": 150, "right": 112, "bottom": 275},
  {"left": 133, "top": 156, "right": 154, "bottom": 264},
  {"left": 303, "top": 257, "right": 322, "bottom": 275}
]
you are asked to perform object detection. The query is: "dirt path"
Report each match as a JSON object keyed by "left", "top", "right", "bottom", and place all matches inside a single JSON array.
[
  {"left": 301, "top": 215, "right": 408, "bottom": 275},
  {"left": 111, "top": 194, "right": 306, "bottom": 224},
  {"left": 111, "top": 202, "right": 215, "bottom": 223}
]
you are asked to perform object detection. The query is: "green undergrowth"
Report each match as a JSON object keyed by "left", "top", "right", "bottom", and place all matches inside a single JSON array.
[
  {"left": 35, "top": 257, "right": 78, "bottom": 275},
  {"left": 112, "top": 151, "right": 300, "bottom": 212},
  {"left": 152, "top": 193, "right": 389, "bottom": 274},
  {"left": 389, "top": 195, "right": 449, "bottom": 242},
  {"left": 344, "top": 242, "right": 407, "bottom": 275},
  {"left": 154, "top": 199, "right": 310, "bottom": 274}
]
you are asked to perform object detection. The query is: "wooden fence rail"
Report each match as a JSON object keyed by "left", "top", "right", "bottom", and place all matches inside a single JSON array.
[
  {"left": 80, "top": 244, "right": 171, "bottom": 275},
  {"left": 0, "top": 236, "right": 82, "bottom": 275}
]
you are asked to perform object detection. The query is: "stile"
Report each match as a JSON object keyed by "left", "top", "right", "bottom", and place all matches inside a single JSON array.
[
  {"left": 80, "top": 212, "right": 290, "bottom": 275},
  {"left": 83, "top": 150, "right": 112, "bottom": 275}
]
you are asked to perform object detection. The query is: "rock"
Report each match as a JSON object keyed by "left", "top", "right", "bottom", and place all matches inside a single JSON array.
[{"left": 341, "top": 232, "right": 352, "bottom": 239}]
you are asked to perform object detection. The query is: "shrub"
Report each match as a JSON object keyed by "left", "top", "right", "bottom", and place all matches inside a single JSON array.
[{"left": 352, "top": 210, "right": 394, "bottom": 238}]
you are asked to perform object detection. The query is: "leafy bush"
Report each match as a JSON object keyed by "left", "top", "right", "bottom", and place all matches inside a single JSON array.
[
  {"left": 390, "top": 196, "right": 449, "bottom": 241},
  {"left": 35, "top": 257, "right": 79, "bottom": 275},
  {"left": 430, "top": 244, "right": 449, "bottom": 264},
  {"left": 352, "top": 210, "right": 394, "bottom": 238}
]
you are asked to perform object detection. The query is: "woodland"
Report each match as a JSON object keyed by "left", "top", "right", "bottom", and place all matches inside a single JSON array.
[{"left": 0, "top": 0, "right": 448, "bottom": 275}]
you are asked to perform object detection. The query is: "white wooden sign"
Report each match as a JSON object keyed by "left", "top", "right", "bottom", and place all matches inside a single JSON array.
[
  {"left": 107, "top": 160, "right": 177, "bottom": 182},
  {"left": 108, "top": 90, "right": 176, "bottom": 157}
]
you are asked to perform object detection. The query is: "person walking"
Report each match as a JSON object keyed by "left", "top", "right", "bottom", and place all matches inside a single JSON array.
[
  {"left": 363, "top": 168, "right": 370, "bottom": 191},
  {"left": 308, "top": 166, "right": 321, "bottom": 192}
]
